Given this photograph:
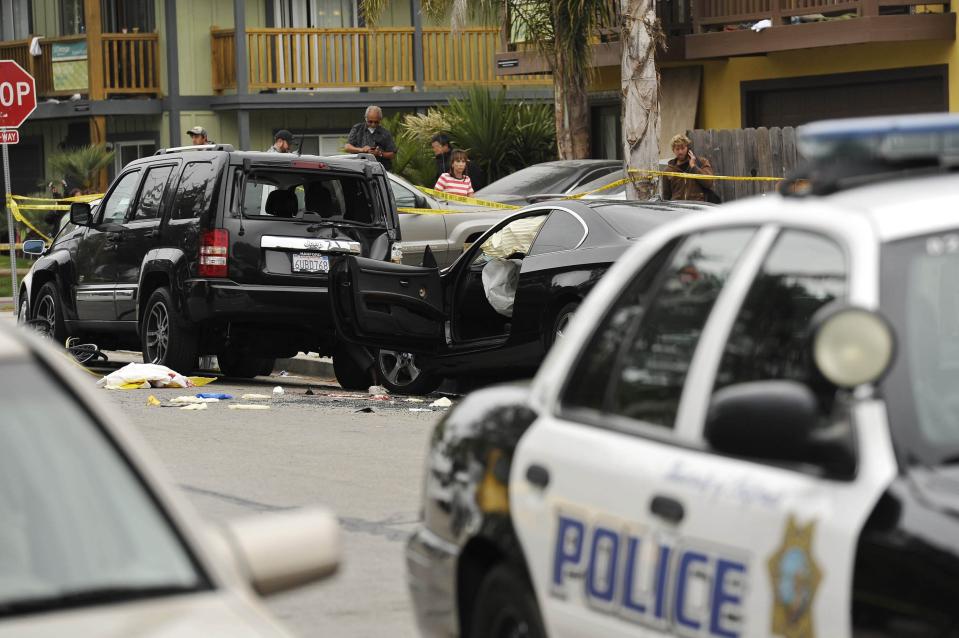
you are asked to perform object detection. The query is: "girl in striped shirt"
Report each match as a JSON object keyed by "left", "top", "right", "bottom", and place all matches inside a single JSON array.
[{"left": 434, "top": 149, "right": 474, "bottom": 197}]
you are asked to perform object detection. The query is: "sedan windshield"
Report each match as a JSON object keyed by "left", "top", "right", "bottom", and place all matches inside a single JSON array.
[
  {"left": 476, "top": 165, "right": 577, "bottom": 197},
  {"left": 882, "top": 231, "right": 959, "bottom": 466},
  {"left": 0, "top": 361, "right": 205, "bottom": 615}
]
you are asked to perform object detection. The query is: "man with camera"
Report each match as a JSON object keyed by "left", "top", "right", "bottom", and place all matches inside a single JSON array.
[{"left": 345, "top": 105, "right": 396, "bottom": 171}]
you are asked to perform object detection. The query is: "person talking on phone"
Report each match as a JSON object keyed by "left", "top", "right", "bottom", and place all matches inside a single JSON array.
[
  {"left": 345, "top": 105, "right": 397, "bottom": 171},
  {"left": 662, "top": 133, "right": 718, "bottom": 203}
]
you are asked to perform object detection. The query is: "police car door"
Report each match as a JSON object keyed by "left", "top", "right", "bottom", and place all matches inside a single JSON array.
[{"left": 511, "top": 225, "right": 896, "bottom": 638}]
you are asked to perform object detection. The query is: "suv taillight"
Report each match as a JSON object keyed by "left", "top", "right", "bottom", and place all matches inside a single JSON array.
[{"left": 199, "top": 229, "right": 229, "bottom": 277}]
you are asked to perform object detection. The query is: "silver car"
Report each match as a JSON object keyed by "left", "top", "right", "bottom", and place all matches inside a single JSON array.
[{"left": 0, "top": 323, "right": 339, "bottom": 636}]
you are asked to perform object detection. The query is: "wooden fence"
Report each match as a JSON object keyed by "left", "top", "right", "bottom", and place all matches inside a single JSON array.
[{"left": 687, "top": 127, "right": 801, "bottom": 202}]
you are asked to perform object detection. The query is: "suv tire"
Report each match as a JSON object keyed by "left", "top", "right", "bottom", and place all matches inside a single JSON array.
[
  {"left": 469, "top": 564, "right": 546, "bottom": 638},
  {"left": 375, "top": 349, "right": 441, "bottom": 395},
  {"left": 33, "top": 282, "right": 67, "bottom": 343},
  {"left": 218, "top": 350, "right": 275, "bottom": 379},
  {"left": 333, "top": 347, "right": 372, "bottom": 390},
  {"left": 141, "top": 287, "right": 198, "bottom": 373}
]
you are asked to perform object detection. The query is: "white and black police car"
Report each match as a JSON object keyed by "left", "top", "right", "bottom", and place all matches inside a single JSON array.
[{"left": 405, "top": 113, "right": 959, "bottom": 638}]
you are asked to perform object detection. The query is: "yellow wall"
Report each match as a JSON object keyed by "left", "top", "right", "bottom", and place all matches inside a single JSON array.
[{"left": 695, "top": 39, "right": 957, "bottom": 129}]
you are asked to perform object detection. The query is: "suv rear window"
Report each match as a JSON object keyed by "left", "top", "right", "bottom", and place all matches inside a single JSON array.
[{"left": 236, "top": 169, "right": 379, "bottom": 225}]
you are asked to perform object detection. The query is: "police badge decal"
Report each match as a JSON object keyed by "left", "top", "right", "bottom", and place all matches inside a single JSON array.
[{"left": 767, "top": 516, "right": 822, "bottom": 638}]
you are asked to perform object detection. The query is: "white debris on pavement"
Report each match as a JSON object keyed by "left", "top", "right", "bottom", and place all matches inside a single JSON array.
[
  {"left": 272, "top": 386, "right": 285, "bottom": 397},
  {"left": 171, "top": 396, "right": 219, "bottom": 404},
  {"left": 368, "top": 385, "right": 389, "bottom": 395},
  {"left": 179, "top": 403, "right": 209, "bottom": 411},
  {"left": 430, "top": 397, "right": 453, "bottom": 408},
  {"left": 98, "top": 362, "right": 193, "bottom": 390},
  {"left": 229, "top": 404, "right": 271, "bottom": 410},
  {"left": 240, "top": 393, "right": 271, "bottom": 400}
]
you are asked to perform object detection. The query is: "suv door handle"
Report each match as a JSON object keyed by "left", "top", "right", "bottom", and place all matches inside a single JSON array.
[
  {"left": 650, "top": 495, "right": 684, "bottom": 523},
  {"left": 146, "top": 228, "right": 159, "bottom": 240},
  {"left": 525, "top": 463, "right": 550, "bottom": 489}
]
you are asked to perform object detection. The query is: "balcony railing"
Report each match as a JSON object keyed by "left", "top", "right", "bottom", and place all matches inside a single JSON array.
[
  {"left": 211, "top": 27, "right": 550, "bottom": 93},
  {"left": 693, "top": 0, "right": 949, "bottom": 32},
  {"left": 0, "top": 33, "right": 159, "bottom": 98}
]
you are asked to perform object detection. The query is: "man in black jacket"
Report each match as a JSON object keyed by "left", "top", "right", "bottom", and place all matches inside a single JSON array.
[{"left": 431, "top": 133, "right": 485, "bottom": 190}]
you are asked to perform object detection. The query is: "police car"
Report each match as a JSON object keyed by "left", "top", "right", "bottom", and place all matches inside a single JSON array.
[{"left": 405, "top": 113, "right": 959, "bottom": 638}]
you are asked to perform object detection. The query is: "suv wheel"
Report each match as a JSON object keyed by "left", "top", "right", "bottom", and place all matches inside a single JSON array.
[
  {"left": 217, "top": 350, "right": 274, "bottom": 379},
  {"left": 469, "top": 564, "right": 546, "bottom": 638},
  {"left": 375, "top": 349, "right": 441, "bottom": 395},
  {"left": 333, "top": 347, "right": 372, "bottom": 390},
  {"left": 141, "top": 287, "right": 198, "bottom": 373},
  {"left": 33, "top": 282, "right": 67, "bottom": 343}
]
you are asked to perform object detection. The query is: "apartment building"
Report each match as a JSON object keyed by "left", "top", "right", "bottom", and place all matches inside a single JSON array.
[
  {"left": 498, "top": 0, "right": 957, "bottom": 157},
  {"left": 0, "top": 0, "right": 549, "bottom": 194}
]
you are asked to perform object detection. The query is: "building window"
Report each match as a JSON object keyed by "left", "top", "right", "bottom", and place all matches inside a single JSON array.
[
  {"left": 2, "top": 0, "right": 32, "bottom": 40},
  {"left": 297, "top": 134, "right": 347, "bottom": 156},
  {"left": 274, "top": 0, "right": 357, "bottom": 28},
  {"left": 112, "top": 140, "right": 157, "bottom": 178},
  {"left": 59, "top": 0, "right": 84, "bottom": 35}
]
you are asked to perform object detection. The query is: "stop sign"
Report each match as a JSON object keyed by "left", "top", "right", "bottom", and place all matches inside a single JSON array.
[{"left": 0, "top": 60, "right": 37, "bottom": 129}]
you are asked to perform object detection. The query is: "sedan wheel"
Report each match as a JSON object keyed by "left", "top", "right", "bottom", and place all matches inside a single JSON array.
[{"left": 376, "top": 349, "right": 441, "bottom": 395}]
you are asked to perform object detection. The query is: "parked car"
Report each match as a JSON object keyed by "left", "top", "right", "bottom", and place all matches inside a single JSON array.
[
  {"left": 331, "top": 198, "right": 708, "bottom": 394},
  {"left": 473, "top": 160, "right": 621, "bottom": 206},
  {"left": 18, "top": 146, "right": 398, "bottom": 387},
  {"left": 388, "top": 173, "right": 510, "bottom": 268},
  {"left": 0, "top": 321, "right": 339, "bottom": 635}
]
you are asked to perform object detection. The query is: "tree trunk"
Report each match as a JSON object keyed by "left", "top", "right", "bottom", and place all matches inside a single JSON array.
[
  {"left": 552, "top": 6, "right": 592, "bottom": 160},
  {"left": 620, "top": 0, "right": 660, "bottom": 199}
]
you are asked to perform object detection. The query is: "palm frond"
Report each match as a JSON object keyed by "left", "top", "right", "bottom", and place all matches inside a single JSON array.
[{"left": 48, "top": 145, "right": 115, "bottom": 193}]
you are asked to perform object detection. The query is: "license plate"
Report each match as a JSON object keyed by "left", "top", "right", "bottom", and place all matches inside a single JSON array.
[{"left": 292, "top": 253, "right": 329, "bottom": 273}]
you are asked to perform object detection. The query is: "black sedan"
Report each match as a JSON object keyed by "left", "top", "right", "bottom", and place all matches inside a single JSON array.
[
  {"left": 472, "top": 160, "right": 621, "bottom": 206},
  {"left": 331, "top": 199, "right": 707, "bottom": 394}
]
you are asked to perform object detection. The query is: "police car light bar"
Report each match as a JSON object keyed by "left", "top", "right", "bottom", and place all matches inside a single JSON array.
[{"left": 798, "top": 113, "right": 959, "bottom": 165}]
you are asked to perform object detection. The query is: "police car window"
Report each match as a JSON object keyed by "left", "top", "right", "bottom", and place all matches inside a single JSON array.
[
  {"left": 132, "top": 165, "right": 174, "bottom": 221},
  {"left": 528, "top": 210, "right": 585, "bottom": 256},
  {"left": 171, "top": 162, "right": 217, "bottom": 220},
  {"left": 715, "top": 230, "right": 846, "bottom": 390},
  {"left": 608, "top": 229, "right": 755, "bottom": 427},
  {"left": 99, "top": 170, "right": 141, "bottom": 224},
  {"left": 561, "top": 238, "right": 682, "bottom": 413}
]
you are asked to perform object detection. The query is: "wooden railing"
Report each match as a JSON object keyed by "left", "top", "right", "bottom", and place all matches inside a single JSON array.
[
  {"left": 212, "top": 27, "right": 550, "bottom": 93},
  {"left": 423, "top": 28, "right": 549, "bottom": 86},
  {"left": 694, "top": 0, "right": 949, "bottom": 31},
  {"left": 101, "top": 33, "right": 160, "bottom": 95},
  {"left": 0, "top": 33, "right": 158, "bottom": 98}
]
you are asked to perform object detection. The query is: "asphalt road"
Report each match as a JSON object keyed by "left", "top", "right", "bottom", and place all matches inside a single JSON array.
[{"left": 97, "top": 366, "right": 444, "bottom": 637}]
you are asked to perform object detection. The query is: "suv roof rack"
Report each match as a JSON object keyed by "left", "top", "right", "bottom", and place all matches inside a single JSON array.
[
  {"left": 782, "top": 113, "right": 959, "bottom": 197},
  {"left": 156, "top": 144, "right": 235, "bottom": 154}
]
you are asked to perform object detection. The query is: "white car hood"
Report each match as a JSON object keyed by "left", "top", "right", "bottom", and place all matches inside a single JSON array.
[{"left": 0, "top": 590, "right": 291, "bottom": 638}]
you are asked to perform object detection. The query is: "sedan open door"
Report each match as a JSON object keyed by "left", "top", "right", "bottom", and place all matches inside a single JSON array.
[{"left": 331, "top": 256, "right": 447, "bottom": 353}]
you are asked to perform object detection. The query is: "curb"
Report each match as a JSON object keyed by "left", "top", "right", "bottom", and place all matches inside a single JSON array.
[{"left": 275, "top": 355, "right": 335, "bottom": 379}]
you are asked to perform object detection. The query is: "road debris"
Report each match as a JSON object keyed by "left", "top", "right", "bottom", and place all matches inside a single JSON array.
[
  {"left": 409, "top": 408, "right": 433, "bottom": 412},
  {"left": 241, "top": 393, "right": 271, "bottom": 400},
  {"left": 430, "top": 397, "right": 453, "bottom": 408},
  {"left": 273, "top": 386, "right": 285, "bottom": 397},
  {"left": 197, "top": 392, "right": 232, "bottom": 400},
  {"left": 305, "top": 387, "right": 315, "bottom": 395},
  {"left": 146, "top": 395, "right": 161, "bottom": 407},
  {"left": 229, "top": 404, "right": 271, "bottom": 410},
  {"left": 354, "top": 407, "right": 375, "bottom": 413},
  {"left": 171, "top": 396, "right": 220, "bottom": 404},
  {"left": 405, "top": 398, "right": 425, "bottom": 403},
  {"left": 179, "top": 403, "right": 208, "bottom": 411}
]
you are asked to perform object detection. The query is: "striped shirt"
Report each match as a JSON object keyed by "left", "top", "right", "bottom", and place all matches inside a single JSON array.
[{"left": 435, "top": 173, "right": 474, "bottom": 197}]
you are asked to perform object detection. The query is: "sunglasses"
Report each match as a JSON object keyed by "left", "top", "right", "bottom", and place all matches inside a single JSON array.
[{"left": 366, "top": 119, "right": 381, "bottom": 125}]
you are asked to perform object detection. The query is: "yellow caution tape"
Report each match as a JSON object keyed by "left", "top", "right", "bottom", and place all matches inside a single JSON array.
[
  {"left": 5, "top": 197, "right": 52, "bottom": 242},
  {"left": 628, "top": 168, "right": 783, "bottom": 182},
  {"left": 415, "top": 186, "right": 522, "bottom": 210},
  {"left": 12, "top": 193, "right": 103, "bottom": 203}
]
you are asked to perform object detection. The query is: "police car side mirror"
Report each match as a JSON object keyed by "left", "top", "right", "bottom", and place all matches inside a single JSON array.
[{"left": 705, "top": 380, "right": 820, "bottom": 464}]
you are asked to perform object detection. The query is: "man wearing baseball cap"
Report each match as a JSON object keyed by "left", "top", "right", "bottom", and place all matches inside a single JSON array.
[
  {"left": 268, "top": 129, "right": 294, "bottom": 153},
  {"left": 186, "top": 126, "right": 212, "bottom": 145}
]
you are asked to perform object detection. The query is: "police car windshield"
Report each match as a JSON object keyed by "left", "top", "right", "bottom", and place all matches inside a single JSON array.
[{"left": 882, "top": 231, "right": 959, "bottom": 465}]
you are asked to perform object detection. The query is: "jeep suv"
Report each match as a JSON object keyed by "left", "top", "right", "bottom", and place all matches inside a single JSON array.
[{"left": 19, "top": 145, "right": 399, "bottom": 385}]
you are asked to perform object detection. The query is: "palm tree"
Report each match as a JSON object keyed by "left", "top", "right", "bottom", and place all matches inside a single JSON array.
[
  {"left": 620, "top": 0, "right": 662, "bottom": 199},
  {"left": 361, "top": 0, "right": 614, "bottom": 160},
  {"left": 48, "top": 145, "right": 115, "bottom": 194}
]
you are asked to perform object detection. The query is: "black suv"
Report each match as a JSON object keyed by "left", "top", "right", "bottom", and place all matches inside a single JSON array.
[{"left": 18, "top": 145, "right": 399, "bottom": 384}]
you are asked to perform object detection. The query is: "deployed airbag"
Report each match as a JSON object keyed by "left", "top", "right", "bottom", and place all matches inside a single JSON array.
[{"left": 482, "top": 258, "right": 521, "bottom": 317}]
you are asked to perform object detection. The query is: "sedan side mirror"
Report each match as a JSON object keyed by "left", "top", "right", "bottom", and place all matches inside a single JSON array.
[
  {"left": 22, "top": 239, "right": 46, "bottom": 255},
  {"left": 70, "top": 202, "right": 93, "bottom": 226},
  {"left": 413, "top": 193, "right": 429, "bottom": 209},
  {"left": 226, "top": 507, "right": 340, "bottom": 596}
]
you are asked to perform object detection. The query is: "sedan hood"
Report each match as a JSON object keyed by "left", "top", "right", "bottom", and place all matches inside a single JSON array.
[{"left": 0, "top": 591, "right": 291, "bottom": 638}]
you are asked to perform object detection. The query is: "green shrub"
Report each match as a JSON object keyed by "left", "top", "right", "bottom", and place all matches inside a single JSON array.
[{"left": 49, "top": 145, "right": 115, "bottom": 194}]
